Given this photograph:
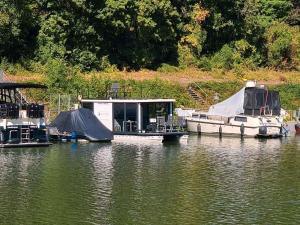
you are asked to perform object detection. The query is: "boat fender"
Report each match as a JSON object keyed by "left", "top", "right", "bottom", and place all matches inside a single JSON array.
[
  {"left": 240, "top": 123, "right": 245, "bottom": 137},
  {"left": 219, "top": 126, "right": 222, "bottom": 137},
  {"left": 280, "top": 125, "right": 283, "bottom": 135},
  {"left": 197, "top": 123, "right": 201, "bottom": 135},
  {"left": 259, "top": 126, "right": 267, "bottom": 135}
]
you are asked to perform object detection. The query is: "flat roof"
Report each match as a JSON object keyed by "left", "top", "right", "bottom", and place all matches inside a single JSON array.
[
  {"left": 0, "top": 82, "right": 47, "bottom": 89},
  {"left": 81, "top": 99, "right": 176, "bottom": 103}
]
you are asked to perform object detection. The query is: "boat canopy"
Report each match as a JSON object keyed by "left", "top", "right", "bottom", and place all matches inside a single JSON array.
[
  {"left": 208, "top": 88, "right": 245, "bottom": 117},
  {"left": 49, "top": 108, "right": 113, "bottom": 141}
]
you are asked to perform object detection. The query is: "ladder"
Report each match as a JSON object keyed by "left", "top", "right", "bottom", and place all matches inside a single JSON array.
[{"left": 21, "top": 127, "right": 30, "bottom": 143}]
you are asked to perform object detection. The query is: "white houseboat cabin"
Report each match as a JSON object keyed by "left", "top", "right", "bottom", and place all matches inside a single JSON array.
[{"left": 81, "top": 98, "right": 187, "bottom": 142}]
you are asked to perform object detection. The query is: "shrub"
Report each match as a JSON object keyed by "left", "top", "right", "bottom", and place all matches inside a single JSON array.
[
  {"left": 199, "top": 40, "right": 258, "bottom": 72},
  {"left": 99, "top": 56, "right": 119, "bottom": 73},
  {"left": 197, "top": 56, "right": 212, "bottom": 71},
  {"left": 265, "top": 22, "right": 300, "bottom": 69},
  {"left": 45, "top": 59, "right": 69, "bottom": 91},
  {"left": 157, "top": 63, "right": 180, "bottom": 73},
  {"left": 71, "top": 50, "right": 99, "bottom": 72},
  {"left": 178, "top": 44, "right": 198, "bottom": 69},
  {"left": 210, "top": 44, "right": 234, "bottom": 70}
]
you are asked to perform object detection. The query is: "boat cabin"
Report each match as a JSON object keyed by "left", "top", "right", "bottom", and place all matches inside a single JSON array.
[
  {"left": 81, "top": 99, "right": 179, "bottom": 134},
  {"left": 0, "top": 82, "right": 50, "bottom": 147},
  {"left": 243, "top": 86, "right": 281, "bottom": 116}
]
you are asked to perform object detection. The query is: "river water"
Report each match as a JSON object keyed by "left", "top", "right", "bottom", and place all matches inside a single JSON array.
[{"left": 0, "top": 135, "right": 299, "bottom": 225}]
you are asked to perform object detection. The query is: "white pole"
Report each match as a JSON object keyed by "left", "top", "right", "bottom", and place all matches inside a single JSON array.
[
  {"left": 137, "top": 103, "right": 142, "bottom": 132},
  {"left": 169, "top": 102, "right": 173, "bottom": 116}
]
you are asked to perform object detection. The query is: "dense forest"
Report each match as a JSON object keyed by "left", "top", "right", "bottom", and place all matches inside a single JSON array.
[{"left": 0, "top": 0, "right": 299, "bottom": 72}]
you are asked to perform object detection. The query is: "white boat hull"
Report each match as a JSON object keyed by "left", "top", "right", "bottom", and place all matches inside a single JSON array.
[
  {"left": 113, "top": 135, "right": 164, "bottom": 142},
  {"left": 113, "top": 132, "right": 188, "bottom": 143},
  {"left": 187, "top": 117, "right": 282, "bottom": 138}
]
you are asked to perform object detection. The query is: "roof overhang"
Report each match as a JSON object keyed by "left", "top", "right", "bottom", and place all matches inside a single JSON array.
[
  {"left": 0, "top": 82, "right": 47, "bottom": 89},
  {"left": 81, "top": 99, "right": 176, "bottom": 104}
]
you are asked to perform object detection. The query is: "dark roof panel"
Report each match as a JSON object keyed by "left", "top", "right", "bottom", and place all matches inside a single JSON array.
[{"left": 0, "top": 82, "right": 47, "bottom": 89}]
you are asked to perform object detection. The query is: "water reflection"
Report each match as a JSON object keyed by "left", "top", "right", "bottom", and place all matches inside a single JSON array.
[{"left": 0, "top": 136, "right": 299, "bottom": 224}]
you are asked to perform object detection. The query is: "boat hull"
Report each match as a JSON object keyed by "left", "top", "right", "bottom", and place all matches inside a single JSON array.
[
  {"left": 0, "top": 142, "right": 51, "bottom": 148},
  {"left": 295, "top": 124, "right": 300, "bottom": 134},
  {"left": 187, "top": 119, "right": 282, "bottom": 138},
  {"left": 113, "top": 132, "right": 188, "bottom": 142}
]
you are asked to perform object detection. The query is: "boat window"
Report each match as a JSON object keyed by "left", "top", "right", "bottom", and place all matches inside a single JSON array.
[
  {"left": 271, "top": 92, "right": 280, "bottom": 109},
  {"left": 113, "top": 103, "right": 137, "bottom": 131},
  {"left": 243, "top": 89, "right": 253, "bottom": 109},
  {"left": 192, "top": 114, "right": 199, "bottom": 118},
  {"left": 200, "top": 114, "right": 207, "bottom": 119},
  {"left": 234, "top": 116, "right": 247, "bottom": 122},
  {"left": 255, "top": 92, "right": 265, "bottom": 108},
  {"left": 82, "top": 102, "right": 94, "bottom": 111}
]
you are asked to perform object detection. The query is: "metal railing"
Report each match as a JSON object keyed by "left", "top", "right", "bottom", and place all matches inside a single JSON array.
[{"left": 190, "top": 82, "right": 209, "bottom": 104}]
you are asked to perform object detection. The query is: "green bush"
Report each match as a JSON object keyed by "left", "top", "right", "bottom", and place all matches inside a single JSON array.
[
  {"left": 193, "top": 81, "right": 243, "bottom": 102},
  {"left": 177, "top": 44, "right": 198, "bottom": 69},
  {"left": 265, "top": 22, "right": 300, "bottom": 69},
  {"left": 210, "top": 44, "right": 234, "bottom": 70},
  {"left": 197, "top": 56, "right": 212, "bottom": 71},
  {"left": 71, "top": 50, "right": 99, "bottom": 72},
  {"left": 157, "top": 63, "right": 180, "bottom": 73},
  {"left": 99, "top": 56, "right": 119, "bottom": 73},
  {"left": 45, "top": 59, "right": 70, "bottom": 91},
  {"left": 197, "top": 39, "right": 259, "bottom": 72},
  {"left": 271, "top": 84, "right": 300, "bottom": 110}
]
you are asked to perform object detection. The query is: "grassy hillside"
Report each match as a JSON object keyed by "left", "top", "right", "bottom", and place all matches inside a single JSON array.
[{"left": 5, "top": 68, "right": 300, "bottom": 110}]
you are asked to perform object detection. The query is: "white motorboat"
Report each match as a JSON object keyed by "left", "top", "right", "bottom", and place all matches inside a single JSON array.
[{"left": 186, "top": 81, "right": 284, "bottom": 138}]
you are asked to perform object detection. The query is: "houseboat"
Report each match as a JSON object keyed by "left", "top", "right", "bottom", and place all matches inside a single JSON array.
[
  {"left": 186, "top": 81, "right": 284, "bottom": 138},
  {"left": 80, "top": 97, "right": 187, "bottom": 142},
  {"left": 0, "top": 82, "right": 50, "bottom": 147}
]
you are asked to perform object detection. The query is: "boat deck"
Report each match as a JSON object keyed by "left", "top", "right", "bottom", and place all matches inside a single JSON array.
[
  {"left": 113, "top": 131, "right": 188, "bottom": 142},
  {"left": 114, "top": 131, "right": 187, "bottom": 136}
]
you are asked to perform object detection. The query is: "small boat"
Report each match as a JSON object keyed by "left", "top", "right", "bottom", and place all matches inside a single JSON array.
[
  {"left": 49, "top": 108, "right": 113, "bottom": 142},
  {"left": 186, "top": 81, "right": 284, "bottom": 138},
  {"left": 0, "top": 82, "right": 51, "bottom": 147},
  {"left": 80, "top": 84, "right": 187, "bottom": 142}
]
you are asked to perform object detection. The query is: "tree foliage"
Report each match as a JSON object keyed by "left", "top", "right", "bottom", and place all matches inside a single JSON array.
[{"left": 0, "top": 0, "right": 299, "bottom": 71}]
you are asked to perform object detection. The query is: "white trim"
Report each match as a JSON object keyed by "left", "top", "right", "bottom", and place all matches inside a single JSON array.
[{"left": 81, "top": 99, "right": 176, "bottom": 103}]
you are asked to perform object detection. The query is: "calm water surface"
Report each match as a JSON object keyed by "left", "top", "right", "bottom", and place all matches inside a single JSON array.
[{"left": 0, "top": 136, "right": 300, "bottom": 225}]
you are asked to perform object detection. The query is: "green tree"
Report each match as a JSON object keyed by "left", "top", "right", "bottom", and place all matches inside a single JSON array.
[
  {"left": 0, "top": 0, "right": 38, "bottom": 61},
  {"left": 265, "top": 22, "right": 300, "bottom": 69},
  {"left": 36, "top": 0, "right": 103, "bottom": 70},
  {"left": 97, "top": 0, "right": 181, "bottom": 69}
]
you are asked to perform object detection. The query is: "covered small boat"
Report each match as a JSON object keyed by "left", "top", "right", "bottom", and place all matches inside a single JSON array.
[{"left": 49, "top": 108, "right": 113, "bottom": 142}]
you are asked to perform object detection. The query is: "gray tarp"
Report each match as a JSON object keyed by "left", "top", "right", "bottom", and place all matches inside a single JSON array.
[
  {"left": 50, "top": 108, "right": 113, "bottom": 141},
  {"left": 208, "top": 88, "right": 245, "bottom": 117}
]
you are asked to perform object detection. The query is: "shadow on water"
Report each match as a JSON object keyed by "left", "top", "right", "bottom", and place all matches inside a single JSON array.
[{"left": 0, "top": 136, "right": 299, "bottom": 224}]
